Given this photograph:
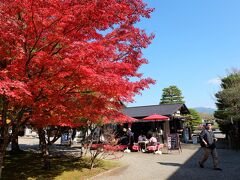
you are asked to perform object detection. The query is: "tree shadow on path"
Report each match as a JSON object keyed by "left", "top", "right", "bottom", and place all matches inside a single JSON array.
[{"left": 167, "top": 143, "right": 240, "bottom": 180}]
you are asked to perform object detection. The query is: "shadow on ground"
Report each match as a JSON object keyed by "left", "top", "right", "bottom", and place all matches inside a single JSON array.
[
  {"left": 2, "top": 146, "right": 115, "bottom": 180},
  {"left": 2, "top": 151, "right": 90, "bottom": 180},
  {"left": 167, "top": 139, "right": 240, "bottom": 180},
  {"left": 157, "top": 162, "right": 182, "bottom": 167}
]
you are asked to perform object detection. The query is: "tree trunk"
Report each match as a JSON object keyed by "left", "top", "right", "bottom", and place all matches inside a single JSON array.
[
  {"left": 11, "top": 125, "right": 21, "bottom": 153},
  {"left": 38, "top": 128, "right": 50, "bottom": 170},
  {"left": 90, "top": 148, "right": 100, "bottom": 170},
  {"left": 238, "top": 121, "right": 240, "bottom": 150},
  {"left": 11, "top": 136, "right": 20, "bottom": 153},
  {"left": 225, "top": 133, "right": 229, "bottom": 140},
  {"left": 0, "top": 99, "right": 9, "bottom": 179},
  {"left": 90, "top": 157, "right": 95, "bottom": 170},
  {"left": 0, "top": 127, "right": 9, "bottom": 179},
  {"left": 42, "top": 145, "right": 50, "bottom": 170},
  {"left": 229, "top": 133, "right": 233, "bottom": 149},
  {"left": 0, "top": 142, "right": 6, "bottom": 178}
]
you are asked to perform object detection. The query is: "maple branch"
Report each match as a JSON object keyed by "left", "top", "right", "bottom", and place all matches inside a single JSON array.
[
  {"left": 64, "top": 86, "right": 78, "bottom": 95},
  {"left": 51, "top": 47, "right": 63, "bottom": 56},
  {"left": 30, "top": 2, "right": 41, "bottom": 39},
  {"left": 47, "top": 127, "right": 62, "bottom": 145},
  {"left": 50, "top": 41, "right": 61, "bottom": 53},
  {"left": 63, "top": 26, "right": 78, "bottom": 36},
  {"left": 0, "top": 96, "right": 8, "bottom": 128},
  {"left": 35, "top": 41, "right": 57, "bottom": 53},
  {"left": 29, "top": 30, "right": 43, "bottom": 54},
  {"left": 45, "top": 17, "right": 62, "bottom": 31},
  {"left": 114, "top": 52, "right": 129, "bottom": 62},
  {"left": 8, "top": 107, "right": 28, "bottom": 142},
  {"left": 29, "top": 11, "right": 62, "bottom": 58},
  {"left": 35, "top": 18, "right": 63, "bottom": 55},
  {"left": 0, "top": 59, "right": 7, "bottom": 70},
  {"left": 34, "top": 88, "right": 44, "bottom": 102},
  {"left": 17, "top": 12, "right": 23, "bottom": 21}
]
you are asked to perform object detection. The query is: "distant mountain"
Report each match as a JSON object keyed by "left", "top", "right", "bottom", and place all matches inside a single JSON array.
[{"left": 193, "top": 107, "right": 216, "bottom": 114}]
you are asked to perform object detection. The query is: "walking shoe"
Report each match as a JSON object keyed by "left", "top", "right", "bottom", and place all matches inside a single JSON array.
[
  {"left": 213, "top": 168, "right": 222, "bottom": 171},
  {"left": 198, "top": 161, "right": 204, "bottom": 168}
]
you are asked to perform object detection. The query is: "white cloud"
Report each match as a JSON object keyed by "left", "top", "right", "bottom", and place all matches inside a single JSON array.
[{"left": 207, "top": 78, "right": 221, "bottom": 85}]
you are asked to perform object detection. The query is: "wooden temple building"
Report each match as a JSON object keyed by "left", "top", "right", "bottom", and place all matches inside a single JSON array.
[{"left": 122, "top": 103, "right": 191, "bottom": 143}]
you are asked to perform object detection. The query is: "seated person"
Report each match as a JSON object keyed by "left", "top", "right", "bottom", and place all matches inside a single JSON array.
[
  {"left": 138, "top": 134, "right": 147, "bottom": 142},
  {"left": 117, "top": 128, "right": 128, "bottom": 145},
  {"left": 149, "top": 135, "right": 157, "bottom": 146},
  {"left": 138, "top": 133, "right": 148, "bottom": 151},
  {"left": 118, "top": 135, "right": 129, "bottom": 145}
]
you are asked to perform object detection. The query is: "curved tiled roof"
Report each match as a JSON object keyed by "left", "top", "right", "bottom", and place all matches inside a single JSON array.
[{"left": 123, "top": 104, "right": 189, "bottom": 118}]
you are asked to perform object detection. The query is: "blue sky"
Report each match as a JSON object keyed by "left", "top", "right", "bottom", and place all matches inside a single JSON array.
[{"left": 128, "top": 0, "right": 240, "bottom": 109}]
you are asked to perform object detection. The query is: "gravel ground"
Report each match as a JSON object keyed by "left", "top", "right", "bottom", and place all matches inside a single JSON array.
[
  {"left": 92, "top": 144, "right": 240, "bottom": 180},
  {"left": 17, "top": 136, "right": 83, "bottom": 157},
  {"left": 17, "top": 136, "right": 240, "bottom": 180}
]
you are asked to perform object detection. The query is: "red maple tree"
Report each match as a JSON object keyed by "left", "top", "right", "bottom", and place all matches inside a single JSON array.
[{"left": 0, "top": 0, "right": 154, "bottom": 175}]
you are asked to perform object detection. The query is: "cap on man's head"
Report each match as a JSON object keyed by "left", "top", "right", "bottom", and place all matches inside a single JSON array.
[{"left": 206, "top": 123, "right": 213, "bottom": 126}]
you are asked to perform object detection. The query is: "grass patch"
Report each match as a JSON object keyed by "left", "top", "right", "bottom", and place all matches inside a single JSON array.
[{"left": 2, "top": 151, "right": 120, "bottom": 180}]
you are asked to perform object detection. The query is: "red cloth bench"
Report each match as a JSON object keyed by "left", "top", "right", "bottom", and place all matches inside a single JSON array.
[
  {"left": 147, "top": 143, "right": 164, "bottom": 152},
  {"left": 132, "top": 144, "right": 140, "bottom": 151}
]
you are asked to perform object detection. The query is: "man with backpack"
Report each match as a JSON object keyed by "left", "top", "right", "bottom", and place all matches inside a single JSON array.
[{"left": 198, "top": 123, "right": 222, "bottom": 171}]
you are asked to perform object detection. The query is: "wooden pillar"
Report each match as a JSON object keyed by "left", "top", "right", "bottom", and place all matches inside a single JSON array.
[{"left": 163, "top": 121, "right": 170, "bottom": 144}]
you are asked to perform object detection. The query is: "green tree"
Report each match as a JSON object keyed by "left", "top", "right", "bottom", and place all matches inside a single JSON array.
[
  {"left": 188, "top": 109, "right": 202, "bottom": 130},
  {"left": 214, "top": 71, "right": 240, "bottom": 149},
  {"left": 198, "top": 112, "right": 214, "bottom": 123},
  {"left": 160, "top": 85, "right": 185, "bottom": 104}
]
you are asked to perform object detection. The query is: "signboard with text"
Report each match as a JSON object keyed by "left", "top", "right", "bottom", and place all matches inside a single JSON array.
[{"left": 167, "top": 133, "right": 180, "bottom": 151}]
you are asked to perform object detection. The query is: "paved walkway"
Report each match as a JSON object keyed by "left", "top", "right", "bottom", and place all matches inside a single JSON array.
[{"left": 92, "top": 144, "right": 240, "bottom": 180}]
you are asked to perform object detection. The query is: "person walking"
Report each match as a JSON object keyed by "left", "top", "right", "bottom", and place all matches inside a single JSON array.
[{"left": 198, "top": 123, "right": 222, "bottom": 171}]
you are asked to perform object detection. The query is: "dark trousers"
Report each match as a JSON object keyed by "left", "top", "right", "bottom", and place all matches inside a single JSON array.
[{"left": 200, "top": 147, "right": 219, "bottom": 168}]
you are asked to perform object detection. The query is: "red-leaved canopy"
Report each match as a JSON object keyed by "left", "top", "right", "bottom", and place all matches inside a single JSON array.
[{"left": 0, "top": 0, "right": 155, "bottom": 128}]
